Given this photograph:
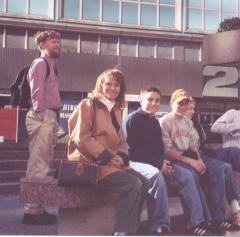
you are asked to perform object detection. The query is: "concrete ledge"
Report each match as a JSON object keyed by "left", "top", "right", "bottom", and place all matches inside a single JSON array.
[{"left": 19, "top": 177, "right": 116, "bottom": 208}]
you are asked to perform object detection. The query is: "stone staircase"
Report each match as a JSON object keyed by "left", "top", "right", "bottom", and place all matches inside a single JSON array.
[{"left": 0, "top": 141, "right": 64, "bottom": 195}]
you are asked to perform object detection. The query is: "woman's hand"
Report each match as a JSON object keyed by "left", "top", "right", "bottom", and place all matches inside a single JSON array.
[{"left": 107, "top": 155, "right": 124, "bottom": 168}]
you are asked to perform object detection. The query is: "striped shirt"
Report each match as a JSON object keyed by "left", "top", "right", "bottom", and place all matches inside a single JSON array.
[{"left": 211, "top": 109, "right": 240, "bottom": 148}]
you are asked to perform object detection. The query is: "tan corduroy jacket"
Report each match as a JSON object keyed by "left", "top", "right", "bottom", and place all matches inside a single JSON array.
[{"left": 68, "top": 97, "right": 128, "bottom": 180}]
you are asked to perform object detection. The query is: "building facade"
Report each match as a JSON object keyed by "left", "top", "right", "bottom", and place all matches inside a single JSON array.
[{"left": 1, "top": 0, "right": 240, "bottom": 136}]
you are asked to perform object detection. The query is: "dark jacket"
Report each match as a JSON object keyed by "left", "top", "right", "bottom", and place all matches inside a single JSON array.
[{"left": 123, "top": 108, "right": 165, "bottom": 169}]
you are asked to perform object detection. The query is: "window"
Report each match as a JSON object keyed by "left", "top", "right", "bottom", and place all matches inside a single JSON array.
[
  {"left": 82, "top": 0, "right": 99, "bottom": 21},
  {"left": 8, "top": 0, "right": 26, "bottom": 14},
  {"left": 122, "top": 2, "right": 138, "bottom": 25},
  {"left": 160, "top": 5, "right": 175, "bottom": 27},
  {"left": 28, "top": 30, "right": 36, "bottom": 49},
  {"left": 174, "top": 43, "right": 184, "bottom": 60},
  {"left": 1, "top": 0, "right": 53, "bottom": 18},
  {"left": 139, "top": 39, "right": 155, "bottom": 58},
  {"left": 100, "top": 36, "right": 118, "bottom": 56},
  {"left": 205, "top": 10, "right": 219, "bottom": 31},
  {"left": 103, "top": 0, "right": 119, "bottom": 23},
  {"left": 61, "top": 33, "right": 79, "bottom": 53},
  {"left": 62, "top": 0, "right": 79, "bottom": 19},
  {"left": 6, "top": 28, "right": 25, "bottom": 49},
  {"left": 186, "top": 0, "right": 240, "bottom": 32},
  {"left": 80, "top": 34, "right": 99, "bottom": 54},
  {"left": 120, "top": 37, "right": 137, "bottom": 57},
  {"left": 30, "top": 0, "right": 49, "bottom": 16},
  {"left": 141, "top": 3, "right": 157, "bottom": 26},
  {"left": 0, "top": 0, "right": 4, "bottom": 12},
  {"left": 184, "top": 43, "right": 201, "bottom": 61},
  {"left": 157, "top": 41, "right": 173, "bottom": 59}
]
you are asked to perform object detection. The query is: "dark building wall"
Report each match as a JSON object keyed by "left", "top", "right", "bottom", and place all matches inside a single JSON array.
[{"left": 0, "top": 47, "right": 203, "bottom": 96}]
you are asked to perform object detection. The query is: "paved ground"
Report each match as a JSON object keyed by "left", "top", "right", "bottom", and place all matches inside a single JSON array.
[{"left": 0, "top": 195, "right": 240, "bottom": 236}]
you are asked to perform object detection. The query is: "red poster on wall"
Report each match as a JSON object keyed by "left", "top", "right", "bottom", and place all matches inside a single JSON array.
[{"left": 0, "top": 108, "right": 17, "bottom": 141}]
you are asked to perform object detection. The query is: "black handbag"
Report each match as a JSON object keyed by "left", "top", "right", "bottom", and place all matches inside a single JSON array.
[{"left": 58, "top": 159, "right": 98, "bottom": 188}]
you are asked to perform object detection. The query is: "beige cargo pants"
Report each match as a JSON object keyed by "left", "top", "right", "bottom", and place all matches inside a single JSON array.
[{"left": 24, "top": 109, "right": 58, "bottom": 214}]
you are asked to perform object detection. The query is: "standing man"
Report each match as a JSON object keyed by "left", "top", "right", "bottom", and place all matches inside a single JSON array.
[
  {"left": 123, "top": 86, "right": 215, "bottom": 236},
  {"left": 22, "top": 30, "right": 63, "bottom": 225}
]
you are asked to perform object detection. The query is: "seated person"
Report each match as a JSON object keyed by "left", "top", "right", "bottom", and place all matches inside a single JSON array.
[{"left": 123, "top": 86, "right": 215, "bottom": 236}]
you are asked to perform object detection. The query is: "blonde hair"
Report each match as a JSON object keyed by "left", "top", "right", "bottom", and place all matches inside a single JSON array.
[{"left": 92, "top": 69, "right": 126, "bottom": 109}]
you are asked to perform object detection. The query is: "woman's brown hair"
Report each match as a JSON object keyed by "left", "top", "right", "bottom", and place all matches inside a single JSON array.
[{"left": 92, "top": 69, "right": 126, "bottom": 109}]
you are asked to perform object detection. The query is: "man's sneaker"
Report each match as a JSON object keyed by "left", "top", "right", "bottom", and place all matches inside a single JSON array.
[
  {"left": 232, "top": 211, "right": 240, "bottom": 227},
  {"left": 149, "top": 226, "right": 170, "bottom": 236},
  {"left": 22, "top": 211, "right": 56, "bottom": 225},
  {"left": 187, "top": 222, "right": 216, "bottom": 236}
]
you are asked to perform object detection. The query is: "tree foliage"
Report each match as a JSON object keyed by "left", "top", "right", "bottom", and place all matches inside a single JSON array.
[{"left": 218, "top": 17, "right": 240, "bottom": 32}]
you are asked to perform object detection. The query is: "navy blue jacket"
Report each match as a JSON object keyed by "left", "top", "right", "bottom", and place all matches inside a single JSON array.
[{"left": 123, "top": 108, "right": 165, "bottom": 169}]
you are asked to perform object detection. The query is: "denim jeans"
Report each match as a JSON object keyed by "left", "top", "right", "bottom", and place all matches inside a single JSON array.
[
  {"left": 175, "top": 155, "right": 240, "bottom": 222},
  {"left": 215, "top": 147, "right": 240, "bottom": 172},
  {"left": 129, "top": 161, "right": 208, "bottom": 231}
]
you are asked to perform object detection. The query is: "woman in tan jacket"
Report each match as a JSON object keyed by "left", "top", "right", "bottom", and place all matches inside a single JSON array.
[{"left": 68, "top": 69, "right": 150, "bottom": 236}]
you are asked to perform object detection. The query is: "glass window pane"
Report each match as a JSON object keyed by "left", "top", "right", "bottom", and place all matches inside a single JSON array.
[
  {"left": 103, "top": 0, "right": 119, "bottom": 23},
  {"left": 30, "top": 0, "right": 49, "bottom": 16},
  {"left": 61, "top": 33, "right": 78, "bottom": 53},
  {"left": 187, "top": 8, "right": 201, "bottom": 29},
  {"left": 204, "top": 0, "right": 218, "bottom": 10},
  {"left": 100, "top": 36, "right": 118, "bottom": 56},
  {"left": 205, "top": 10, "right": 219, "bottom": 31},
  {"left": 222, "top": 12, "right": 237, "bottom": 21},
  {"left": 0, "top": 0, "right": 4, "bottom": 12},
  {"left": 160, "top": 6, "right": 175, "bottom": 27},
  {"left": 139, "top": 39, "right": 155, "bottom": 58},
  {"left": 6, "top": 28, "right": 25, "bottom": 49},
  {"left": 82, "top": 0, "right": 99, "bottom": 21},
  {"left": 120, "top": 37, "right": 137, "bottom": 57},
  {"left": 174, "top": 43, "right": 184, "bottom": 60},
  {"left": 62, "top": 0, "right": 79, "bottom": 19},
  {"left": 81, "top": 34, "right": 98, "bottom": 54},
  {"left": 184, "top": 43, "right": 200, "bottom": 61},
  {"left": 142, "top": 0, "right": 157, "bottom": 3},
  {"left": 157, "top": 41, "right": 173, "bottom": 59},
  {"left": 222, "top": 0, "right": 237, "bottom": 11},
  {"left": 160, "top": 0, "right": 175, "bottom": 4},
  {"left": 122, "top": 2, "right": 138, "bottom": 25},
  {"left": 141, "top": 4, "right": 156, "bottom": 26},
  {"left": 187, "top": 0, "right": 201, "bottom": 8},
  {"left": 8, "top": 0, "right": 26, "bottom": 14},
  {"left": 28, "top": 30, "right": 37, "bottom": 49}
]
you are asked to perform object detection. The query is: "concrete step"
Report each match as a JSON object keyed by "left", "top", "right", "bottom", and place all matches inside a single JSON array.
[
  {"left": 0, "top": 160, "right": 27, "bottom": 171},
  {"left": 0, "top": 170, "right": 26, "bottom": 183},
  {"left": 0, "top": 182, "right": 20, "bottom": 195}
]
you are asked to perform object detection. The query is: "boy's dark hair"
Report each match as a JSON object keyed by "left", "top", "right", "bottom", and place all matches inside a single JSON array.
[{"left": 140, "top": 86, "right": 161, "bottom": 96}]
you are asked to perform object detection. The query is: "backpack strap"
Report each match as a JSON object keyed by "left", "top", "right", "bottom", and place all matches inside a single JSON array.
[{"left": 40, "top": 57, "right": 50, "bottom": 79}]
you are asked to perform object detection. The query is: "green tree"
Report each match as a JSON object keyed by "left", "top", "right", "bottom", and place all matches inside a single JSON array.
[{"left": 217, "top": 17, "right": 240, "bottom": 32}]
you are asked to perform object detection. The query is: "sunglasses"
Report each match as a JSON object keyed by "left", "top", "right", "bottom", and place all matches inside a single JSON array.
[{"left": 177, "top": 98, "right": 191, "bottom": 106}]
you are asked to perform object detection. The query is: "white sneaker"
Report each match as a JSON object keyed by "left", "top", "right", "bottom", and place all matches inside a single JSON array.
[{"left": 232, "top": 211, "right": 240, "bottom": 226}]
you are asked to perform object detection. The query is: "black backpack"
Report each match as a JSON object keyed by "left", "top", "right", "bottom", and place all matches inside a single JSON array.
[{"left": 10, "top": 58, "right": 50, "bottom": 109}]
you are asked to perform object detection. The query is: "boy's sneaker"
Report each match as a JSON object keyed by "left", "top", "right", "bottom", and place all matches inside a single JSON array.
[
  {"left": 187, "top": 222, "right": 216, "bottom": 236},
  {"left": 22, "top": 210, "right": 56, "bottom": 225}
]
